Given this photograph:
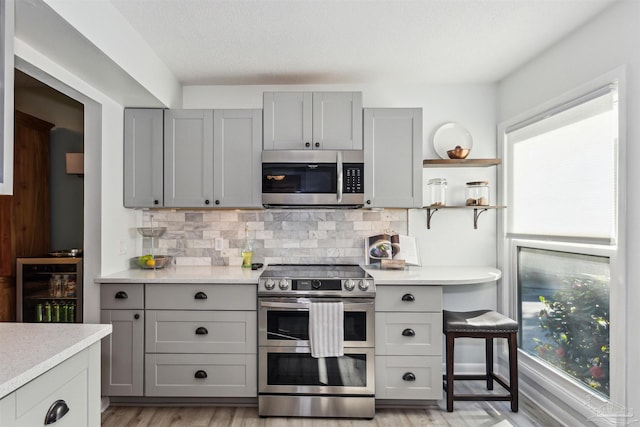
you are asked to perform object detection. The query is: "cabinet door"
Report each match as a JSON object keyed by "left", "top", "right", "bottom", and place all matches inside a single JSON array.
[
  {"left": 164, "top": 109, "right": 214, "bottom": 207},
  {"left": 364, "top": 108, "right": 423, "bottom": 208},
  {"left": 312, "top": 92, "right": 362, "bottom": 150},
  {"left": 263, "top": 92, "right": 312, "bottom": 150},
  {"left": 124, "top": 109, "right": 164, "bottom": 207},
  {"left": 0, "top": 0, "right": 13, "bottom": 196},
  {"left": 101, "top": 309, "right": 144, "bottom": 396},
  {"left": 213, "top": 109, "right": 262, "bottom": 207}
]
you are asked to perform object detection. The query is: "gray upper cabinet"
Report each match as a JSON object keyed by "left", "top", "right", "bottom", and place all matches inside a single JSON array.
[
  {"left": 124, "top": 109, "right": 164, "bottom": 208},
  {"left": 263, "top": 91, "right": 362, "bottom": 150},
  {"left": 364, "top": 108, "right": 423, "bottom": 208},
  {"left": 164, "top": 109, "right": 215, "bottom": 208},
  {"left": 124, "top": 108, "right": 262, "bottom": 209},
  {"left": 213, "top": 109, "right": 262, "bottom": 208}
]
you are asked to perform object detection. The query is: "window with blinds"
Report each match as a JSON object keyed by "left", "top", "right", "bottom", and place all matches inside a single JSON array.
[{"left": 505, "top": 85, "right": 618, "bottom": 243}]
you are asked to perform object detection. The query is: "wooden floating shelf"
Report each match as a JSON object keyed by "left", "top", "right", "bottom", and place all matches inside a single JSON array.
[{"left": 422, "top": 159, "right": 502, "bottom": 167}]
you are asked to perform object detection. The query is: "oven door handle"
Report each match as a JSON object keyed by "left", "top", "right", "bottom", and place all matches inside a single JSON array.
[{"left": 260, "top": 300, "right": 373, "bottom": 310}]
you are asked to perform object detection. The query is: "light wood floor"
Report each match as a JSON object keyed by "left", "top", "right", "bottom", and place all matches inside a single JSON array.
[{"left": 102, "top": 398, "right": 561, "bottom": 427}]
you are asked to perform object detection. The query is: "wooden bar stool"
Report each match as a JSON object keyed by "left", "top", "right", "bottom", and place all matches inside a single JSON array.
[{"left": 443, "top": 309, "right": 519, "bottom": 412}]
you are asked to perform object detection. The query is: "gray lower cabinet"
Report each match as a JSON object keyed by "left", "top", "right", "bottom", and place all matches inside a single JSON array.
[
  {"left": 263, "top": 91, "right": 363, "bottom": 150},
  {"left": 0, "top": 343, "right": 101, "bottom": 427},
  {"left": 375, "top": 285, "right": 442, "bottom": 400},
  {"left": 100, "top": 284, "right": 145, "bottom": 396},
  {"left": 145, "top": 353, "right": 257, "bottom": 397},
  {"left": 364, "top": 108, "right": 423, "bottom": 208},
  {"left": 164, "top": 109, "right": 215, "bottom": 207},
  {"left": 124, "top": 108, "right": 164, "bottom": 208},
  {"left": 144, "top": 284, "right": 257, "bottom": 397}
]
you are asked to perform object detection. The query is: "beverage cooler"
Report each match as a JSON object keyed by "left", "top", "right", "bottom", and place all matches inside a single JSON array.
[{"left": 17, "top": 258, "right": 83, "bottom": 323}]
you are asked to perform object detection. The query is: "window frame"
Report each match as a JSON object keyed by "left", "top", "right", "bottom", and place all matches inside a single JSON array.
[{"left": 497, "top": 67, "right": 627, "bottom": 420}]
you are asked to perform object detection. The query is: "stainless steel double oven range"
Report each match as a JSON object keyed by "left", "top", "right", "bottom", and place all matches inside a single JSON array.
[{"left": 258, "top": 264, "right": 375, "bottom": 419}]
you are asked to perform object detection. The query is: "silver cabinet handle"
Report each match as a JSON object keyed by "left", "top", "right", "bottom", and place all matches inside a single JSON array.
[{"left": 44, "top": 399, "right": 69, "bottom": 424}]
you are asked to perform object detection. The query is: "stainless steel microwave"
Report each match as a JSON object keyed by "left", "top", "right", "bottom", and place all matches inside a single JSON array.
[{"left": 262, "top": 150, "right": 364, "bottom": 208}]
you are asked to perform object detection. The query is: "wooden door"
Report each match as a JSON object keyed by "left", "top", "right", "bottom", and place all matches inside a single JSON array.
[
  {"left": 0, "top": 112, "right": 53, "bottom": 321},
  {"left": 13, "top": 111, "right": 53, "bottom": 257}
]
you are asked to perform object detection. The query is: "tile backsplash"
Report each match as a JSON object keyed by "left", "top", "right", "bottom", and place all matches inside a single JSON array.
[{"left": 141, "top": 209, "right": 408, "bottom": 266}]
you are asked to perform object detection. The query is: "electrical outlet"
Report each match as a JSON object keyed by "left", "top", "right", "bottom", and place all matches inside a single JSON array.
[
  {"left": 214, "top": 237, "right": 223, "bottom": 251},
  {"left": 118, "top": 240, "right": 127, "bottom": 255}
]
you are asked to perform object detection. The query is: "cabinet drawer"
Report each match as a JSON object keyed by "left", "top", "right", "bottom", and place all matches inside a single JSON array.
[
  {"left": 376, "top": 286, "right": 442, "bottom": 312},
  {"left": 375, "top": 312, "right": 442, "bottom": 356},
  {"left": 375, "top": 355, "right": 441, "bottom": 400},
  {"left": 145, "top": 353, "right": 257, "bottom": 397},
  {"left": 3, "top": 348, "right": 90, "bottom": 426},
  {"left": 101, "top": 284, "right": 144, "bottom": 309},
  {"left": 145, "top": 284, "right": 256, "bottom": 310},
  {"left": 145, "top": 310, "right": 257, "bottom": 354}
]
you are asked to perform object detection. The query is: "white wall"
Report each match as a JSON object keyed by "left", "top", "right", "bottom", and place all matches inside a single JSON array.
[{"left": 497, "top": 0, "right": 639, "bottom": 420}]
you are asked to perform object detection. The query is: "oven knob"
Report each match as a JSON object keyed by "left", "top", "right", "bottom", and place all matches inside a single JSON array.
[
  {"left": 264, "top": 279, "right": 276, "bottom": 290},
  {"left": 358, "top": 280, "right": 370, "bottom": 291},
  {"left": 278, "top": 279, "right": 289, "bottom": 290},
  {"left": 312, "top": 279, "right": 322, "bottom": 289},
  {"left": 344, "top": 279, "right": 356, "bottom": 291}
]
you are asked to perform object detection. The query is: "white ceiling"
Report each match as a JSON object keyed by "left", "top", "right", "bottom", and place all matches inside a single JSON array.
[{"left": 108, "top": 0, "right": 617, "bottom": 86}]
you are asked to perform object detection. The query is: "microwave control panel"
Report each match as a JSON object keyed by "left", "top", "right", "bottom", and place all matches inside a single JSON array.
[{"left": 343, "top": 164, "right": 364, "bottom": 193}]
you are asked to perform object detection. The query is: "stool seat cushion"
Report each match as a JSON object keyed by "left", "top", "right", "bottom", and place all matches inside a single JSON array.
[{"left": 444, "top": 309, "right": 518, "bottom": 333}]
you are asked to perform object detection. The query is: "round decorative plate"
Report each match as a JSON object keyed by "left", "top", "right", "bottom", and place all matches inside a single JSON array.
[{"left": 432, "top": 122, "right": 473, "bottom": 159}]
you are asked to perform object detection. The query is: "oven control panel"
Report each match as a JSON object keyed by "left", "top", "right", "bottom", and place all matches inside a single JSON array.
[{"left": 259, "top": 278, "right": 375, "bottom": 296}]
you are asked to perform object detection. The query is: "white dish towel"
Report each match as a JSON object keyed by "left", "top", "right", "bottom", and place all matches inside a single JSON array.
[{"left": 309, "top": 301, "right": 344, "bottom": 358}]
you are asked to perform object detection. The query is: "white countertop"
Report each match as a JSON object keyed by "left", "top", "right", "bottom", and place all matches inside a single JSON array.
[
  {"left": 96, "top": 265, "right": 500, "bottom": 286},
  {"left": 364, "top": 265, "right": 502, "bottom": 285},
  {"left": 96, "top": 265, "right": 262, "bottom": 284},
  {"left": 0, "top": 323, "right": 112, "bottom": 398}
]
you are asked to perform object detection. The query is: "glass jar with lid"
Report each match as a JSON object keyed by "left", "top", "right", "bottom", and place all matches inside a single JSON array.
[
  {"left": 465, "top": 181, "right": 490, "bottom": 206},
  {"left": 427, "top": 178, "right": 447, "bottom": 207}
]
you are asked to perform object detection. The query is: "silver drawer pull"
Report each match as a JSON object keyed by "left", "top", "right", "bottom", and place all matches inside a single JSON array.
[
  {"left": 402, "top": 372, "right": 416, "bottom": 382},
  {"left": 195, "top": 327, "right": 208, "bottom": 335},
  {"left": 44, "top": 399, "right": 69, "bottom": 424},
  {"left": 194, "top": 370, "right": 208, "bottom": 379},
  {"left": 402, "top": 328, "right": 415, "bottom": 337}
]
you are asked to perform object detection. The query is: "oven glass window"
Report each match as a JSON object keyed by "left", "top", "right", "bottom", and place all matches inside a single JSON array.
[
  {"left": 262, "top": 163, "right": 337, "bottom": 194},
  {"left": 267, "top": 311, "right": 367, "bottom": 342},
  {"left": 267, "top": 353, "right": 367, "bottom": 387}
]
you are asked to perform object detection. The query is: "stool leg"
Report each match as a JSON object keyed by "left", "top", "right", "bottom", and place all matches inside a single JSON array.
[
  {"left": 485, "top": 337, "right": 494, "bottom": 390},
  {"left": 446, "top": 333, "right": 455, "bottom": 412},
  {"left": 509, "top": 332, "right": 519, "bottom": 412}
]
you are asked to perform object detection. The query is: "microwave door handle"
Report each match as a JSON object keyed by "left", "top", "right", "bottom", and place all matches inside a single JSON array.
[{"left": 336, "top": 151, "right": 343, "bottom": 203}]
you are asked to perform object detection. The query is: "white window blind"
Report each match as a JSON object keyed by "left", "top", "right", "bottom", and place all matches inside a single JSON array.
[{"left": 506, "top": 85, "right": 618, "bottom": 241}]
